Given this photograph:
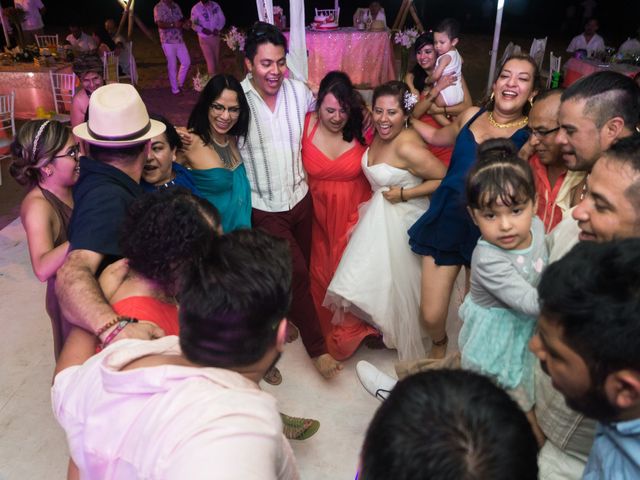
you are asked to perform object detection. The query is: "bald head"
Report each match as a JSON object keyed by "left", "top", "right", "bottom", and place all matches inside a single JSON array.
[{"left": 528, "top": 90, "right": 563, "bottom": 166}]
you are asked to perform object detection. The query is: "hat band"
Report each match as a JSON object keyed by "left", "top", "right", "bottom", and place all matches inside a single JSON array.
[{"left": 87, "top": 121, "right": 152, "bottom": 142}]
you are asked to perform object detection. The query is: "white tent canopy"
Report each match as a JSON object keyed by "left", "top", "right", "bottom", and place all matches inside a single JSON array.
[
  {"left": 256, "top": 0, "right": 308, "bottom": 82},
  {"left": 487, "top": 0, "right": 506, "bottom": 95}
]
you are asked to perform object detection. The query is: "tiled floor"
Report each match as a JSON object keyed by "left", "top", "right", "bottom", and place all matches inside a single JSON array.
[{"left": 0, "top": 217, "right": 407, "bottom": 480}]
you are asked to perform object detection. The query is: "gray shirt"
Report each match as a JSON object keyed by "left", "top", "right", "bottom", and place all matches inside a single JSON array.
[{"left": 469, "top": 216, "right": 547, "bottom": 316}]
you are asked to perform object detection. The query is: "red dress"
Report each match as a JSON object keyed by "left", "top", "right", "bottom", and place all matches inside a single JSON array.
[
  {"left": 302, "top": 113, "right": 378, "bottom": 360},
  {"left": 418, "top": 96, "right": 454, "bottom": 167}
]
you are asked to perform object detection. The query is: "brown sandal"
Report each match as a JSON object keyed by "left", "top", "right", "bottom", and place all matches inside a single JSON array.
[{"left": 263, "top": 366, "right": 282, "bottom": 385}]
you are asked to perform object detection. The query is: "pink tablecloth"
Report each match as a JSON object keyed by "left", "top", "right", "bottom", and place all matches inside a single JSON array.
[
  {"left": 563, "top": 57, "right": 640, "bottom": 87},
  {"left": 0, "top": 63, "right": 73, "bottom": 119},
  {"left": 285, "top": 28, "right": 396, "bottom": 88}
]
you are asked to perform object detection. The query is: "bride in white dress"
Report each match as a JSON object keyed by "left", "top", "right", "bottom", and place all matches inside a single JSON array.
[{"left": 324, "top": 81, "right": 446, "bottom": 361}]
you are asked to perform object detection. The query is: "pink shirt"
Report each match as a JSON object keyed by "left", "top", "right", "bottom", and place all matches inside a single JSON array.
[{"left": 52, "top": 336, "right": 299, "bottom": 480}]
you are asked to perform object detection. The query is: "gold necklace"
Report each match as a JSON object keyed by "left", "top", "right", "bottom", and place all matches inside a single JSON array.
[{"left": 487, "top": 111, "right": 528, "bottom": 129}]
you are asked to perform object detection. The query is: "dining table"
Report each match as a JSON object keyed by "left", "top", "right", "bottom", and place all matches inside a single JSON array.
[
  {"left": 0, "top": 62, "right": 73, "bottom": 119},
  {"left": 563, "top": 57, "right": 640, "bottom": 87},
  {"left": 284, "top": 27, "right": 396, "bottom": 89}
]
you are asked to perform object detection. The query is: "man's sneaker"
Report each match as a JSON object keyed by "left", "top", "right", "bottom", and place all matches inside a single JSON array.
[{"left": 356, "top": 360, "right": 397, "bottom": 402}]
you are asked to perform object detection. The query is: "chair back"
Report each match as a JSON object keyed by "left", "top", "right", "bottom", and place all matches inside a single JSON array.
[
  {"left": 118, "top": 41, "right": 138, "bottom": 85},
  {"left": 102, "top": 50, "right": 120, "bottom": 84},
  {"left": 35, "top": 34, "right": 59, "bottom": 48},
  {"left": 547, "top": 51, "right": 562, "bottom": 88},
  {"left": 315, "top": 8, "right": 340, "bottom": 24},
  {"left": 49, "top": 72, "right": 76, "bottom": 120},
  {"left": 0, "top": 91, "right": 16, "bottom": 184},
  {"left": 529, "top": 37, "right": 548, "bottom": 70}
]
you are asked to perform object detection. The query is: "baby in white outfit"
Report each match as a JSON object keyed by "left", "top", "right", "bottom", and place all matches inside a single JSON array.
[{"left": 431, "top": 18, "right": 464, "bottom": 107}]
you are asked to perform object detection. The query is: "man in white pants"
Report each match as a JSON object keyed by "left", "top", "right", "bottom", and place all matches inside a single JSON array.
[
  {"left": 154, "top": 0, "right": 191, "bottom": 95},
  {"left": 191, "top": 0, "right": 225, "bottom": 76}
]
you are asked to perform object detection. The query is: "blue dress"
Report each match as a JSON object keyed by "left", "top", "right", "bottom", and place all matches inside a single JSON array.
[
  {"left": 190, "top": 164, "right": 252, "bottom": 232},
  {"left": 141, "top": 162, "right": 202, "bottom": 196},
  {"left": 408, "top": 109, "right": 530, "bottom": 266}
]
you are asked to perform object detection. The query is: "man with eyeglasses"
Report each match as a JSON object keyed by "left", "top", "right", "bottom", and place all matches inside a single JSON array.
[{"left": 524, "top": 89, "right": 585, "bottom": 232}]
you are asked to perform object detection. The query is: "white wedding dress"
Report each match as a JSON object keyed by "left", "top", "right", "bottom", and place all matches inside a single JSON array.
[{"left": 324, "top": 150, "right": 429, "bottom": 361}]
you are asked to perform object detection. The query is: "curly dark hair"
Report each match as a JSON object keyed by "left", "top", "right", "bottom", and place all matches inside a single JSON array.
[
  {"left": 119, "top": 188, "right": 221, "bottom": 297},
  {"left": 10, "top": 120, "right": 70, "bottom": 187},
  {"left": 187, "top": 74, "right": 249, "bottom": 145},
  {"left": 316, "top": 71, "right": 366, "bottom": 145}
]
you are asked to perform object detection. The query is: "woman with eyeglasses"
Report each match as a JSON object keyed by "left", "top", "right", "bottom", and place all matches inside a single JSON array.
[
  {"left": 183, "top": 73, "right": 252, "bottom": 232},
  {"left": 9, "top": 119, "right": 80, "bottom": 358}
]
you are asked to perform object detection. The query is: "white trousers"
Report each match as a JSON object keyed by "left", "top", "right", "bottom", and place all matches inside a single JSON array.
[
  {"left": 161, "top": 42, "right": 191, "bottom": 93},
  {"left": 198, "top": 35, "right": 221, "bottom": 76}
]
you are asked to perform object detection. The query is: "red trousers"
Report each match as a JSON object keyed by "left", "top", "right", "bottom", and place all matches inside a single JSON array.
[{"left": 252, "top": 193, "right": 327, "bottom": 358}]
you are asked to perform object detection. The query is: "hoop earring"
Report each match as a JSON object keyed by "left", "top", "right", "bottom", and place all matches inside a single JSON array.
[
  {"left": 490, "top": 92, "right": 495, "bottom": 102},
  {"left": 528, "top": 97, "right": 534, "bottom": 109}
]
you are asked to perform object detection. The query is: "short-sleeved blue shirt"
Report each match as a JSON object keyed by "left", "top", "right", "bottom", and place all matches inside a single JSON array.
[{"left": 68, "top": 156, "right": 143, "bottom": 267}]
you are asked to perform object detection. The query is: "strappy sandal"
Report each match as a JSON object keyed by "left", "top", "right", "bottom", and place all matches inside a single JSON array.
[
  {"left": 263, "top": 366, "right": 282, "bottom": 385},
  {"left": 281, "top": 413, "right": 320, "bottom": 440}
]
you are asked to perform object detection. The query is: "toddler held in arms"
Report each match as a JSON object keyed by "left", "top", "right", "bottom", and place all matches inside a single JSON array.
[
  {"left": 458, "top": 139, "right": 547, "bottom": 445},
  {"left": 430, "top": 18, "right": 464, "bottom": 107}
]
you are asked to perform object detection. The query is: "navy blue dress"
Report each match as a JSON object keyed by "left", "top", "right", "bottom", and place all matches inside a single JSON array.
[{"left": 408, "top": 109, "right": 530, "bottom": 266}]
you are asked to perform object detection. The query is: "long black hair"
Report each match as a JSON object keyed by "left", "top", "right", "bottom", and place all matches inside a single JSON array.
[{"left": 188, "top": 74, "right": 250, "bottom": 146}]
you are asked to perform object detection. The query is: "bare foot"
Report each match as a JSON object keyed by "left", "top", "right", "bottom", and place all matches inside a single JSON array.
[
  {"left": 313, "top": 353, "right": 343, "bottom": 379},
  {"left": 286, "top": 323, "right": 299, "bottom": 343},
  {"left": 428, "top": 344, "right": 447, "bottom": 360}
]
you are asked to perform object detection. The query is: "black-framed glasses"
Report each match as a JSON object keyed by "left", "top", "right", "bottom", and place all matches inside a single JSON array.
[
  {"left": 53, "top": 144, "right": 81, "bottom": 161},
  {"left": 529, "top": 126, "right": 560, "bottom": 139},
  {"left": 209, "top": 103, "right": 241, "bottom": 116}
]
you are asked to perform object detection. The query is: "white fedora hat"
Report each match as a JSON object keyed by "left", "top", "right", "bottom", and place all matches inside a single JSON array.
[{"left": 73, "top": 83, "right": 165, "bottom": 147}]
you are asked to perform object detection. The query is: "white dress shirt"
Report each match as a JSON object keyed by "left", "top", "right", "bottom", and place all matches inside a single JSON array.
[
  {"left": 66, "top": 32, "right": 97, "bottom": 52},
  {"left": 240, "top": 76, "right": 315, "bottom": 212},
  {"left": 567, "top": 33, "right": 605, "bottom": 56}
]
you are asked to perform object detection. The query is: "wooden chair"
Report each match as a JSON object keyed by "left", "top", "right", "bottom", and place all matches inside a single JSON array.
[
  {"left": 0, "top": 91, "right": 16, "bottom": 186},
  {"left": 103, "top": 50, "right": 120, "bottom": 84},
  {"left": 118, "top": 41, "right": 138, "bottom": 85},
  {"left": 49, "top": 72, "right": 76, "bottom": 123},
  {"left": 547, "top": 51, "right": 562, "bottom": 88},
  {"left": 35, "top": 34, "right": 59, "bottom": 48}
]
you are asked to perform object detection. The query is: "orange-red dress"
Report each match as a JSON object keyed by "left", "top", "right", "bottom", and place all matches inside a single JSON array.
[
  {"left": 418, "top": 97, "right": 454, "bottom": 167},
  {"left": 302, "top": 113, "right": 378, "bottom": 360}
]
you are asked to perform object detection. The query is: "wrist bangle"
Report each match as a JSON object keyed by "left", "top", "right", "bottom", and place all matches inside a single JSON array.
[
  {"left": 400, "top": 187, "right": 407, "bottom": 202},
  {"left": 101, "top": 317, "right": 139, "bottom": 348}
]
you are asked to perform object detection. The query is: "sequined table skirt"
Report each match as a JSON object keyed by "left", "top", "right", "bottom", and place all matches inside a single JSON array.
[
  {"left": 0, "top": 63, "right": 73, "bottom": 119},
  {"left": 285, "top": 28, "right": 396, "bottom": 88}
]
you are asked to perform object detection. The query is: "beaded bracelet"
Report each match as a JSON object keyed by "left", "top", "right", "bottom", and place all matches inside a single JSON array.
[
  {"left": 101, "top": 317, "right": 139, "bottom": 348},
  {"left": 96, "top": 317, "right": 120, "bottom": 336}
]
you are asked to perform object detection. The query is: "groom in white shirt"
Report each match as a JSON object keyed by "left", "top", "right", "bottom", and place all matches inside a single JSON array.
[{"left": 239, "top": 22, "right": 342, "bottom": 379}]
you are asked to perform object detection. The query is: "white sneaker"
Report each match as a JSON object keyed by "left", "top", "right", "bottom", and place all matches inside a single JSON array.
[{"left": 356, "top": 361, "right": 397, "bottom": 402}]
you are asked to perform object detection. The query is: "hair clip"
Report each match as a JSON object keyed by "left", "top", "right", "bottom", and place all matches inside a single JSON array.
[{"left": 403, "top": 92, "right": 419, "bottom": 111}]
